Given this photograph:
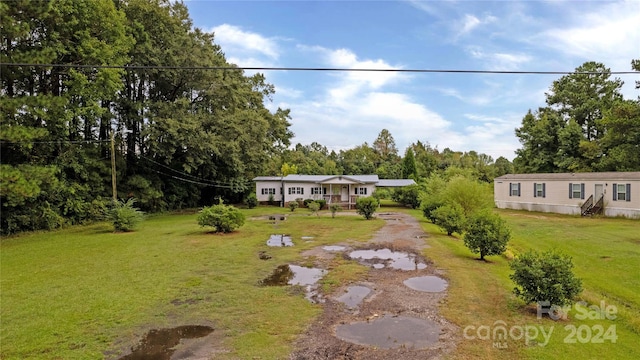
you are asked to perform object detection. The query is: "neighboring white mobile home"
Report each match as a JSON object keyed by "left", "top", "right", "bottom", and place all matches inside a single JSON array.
[
  {"left": 253, "top": 174, "right": 416, "bottom": 209},
  {"left": 494, "top": 172, "right": 640, "bottom": 218}
]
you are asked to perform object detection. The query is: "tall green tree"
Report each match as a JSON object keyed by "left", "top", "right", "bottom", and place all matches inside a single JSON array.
[
  {"left": 1, "top": 0, "right": 131, "bottom": 233},
  {"left": 546, "top": 61, "right": 623, "bottom": 141},
  {"left": 597, "top": 100, "right": 640, "bottom": 171},
  {"left": 402, "top": 147, "right": 417, "bottom": 179}
]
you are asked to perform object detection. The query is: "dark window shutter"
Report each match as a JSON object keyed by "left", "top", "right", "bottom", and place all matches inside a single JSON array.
[
  {"left": 364, "top": 188, "right": 368, "bottom": 195},
  {"left": 533, "top": 183, "right": 537, "bottom": 197},
  {"left": 569, "top": 183, "right": 573, "bottom": 199},
  {"left": 355, "top": 187, "right": 358, "bottom": 194},
  {"left": 581, "top": 183, "right": 585, "bottom": 199},
  {"left": 517, "top": 183, "right": 521, "bottom": 197},
  {"left": 627, "top": 183, "right": 631, "bottom": 202},
  {"left": 301, "top": 188, "right": 304, "bottom": 195},
  {"left": 509, "top": 183, "right": 513, "bottom": 197},
  {"left": 613, "top": 183, "right": 617, "bottom": 201},
  {"left": 542, "top": 183, "right": 546, "bottom": 198}
]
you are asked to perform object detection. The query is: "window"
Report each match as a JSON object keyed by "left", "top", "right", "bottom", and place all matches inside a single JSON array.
[
  {"left": 569, "top": 183, "right": 584, "bottom": 199},
  {"left": 534, "top": 183, "right": 545, "bottom": 198},
  {"left": 311, "top": 187, "right": 326, "bottom": 195},
  {"left": 613, "top": 183, "right": 631, "bottom": 202},
  {"left": 354, "top": 187, "right": 368, "bottom": 195},
  {"left": 288, "top": 187, "right": 304, "bottom": 195},
  {"left": 510, "top": 183, "right": 520, "bottom": 197},
  {"left": 261, "top": 188, "right": 275, "bottom": 195}
]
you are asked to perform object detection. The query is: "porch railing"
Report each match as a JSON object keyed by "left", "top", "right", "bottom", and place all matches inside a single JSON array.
[{"left": 580, "top": 194, "right": 594, "bottom": 216}]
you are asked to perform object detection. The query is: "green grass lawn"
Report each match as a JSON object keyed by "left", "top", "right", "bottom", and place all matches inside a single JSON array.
[
  {"left": 404, "top": 207, "right": 640, "bottom": 359},
  {"left": 2, "top": 205, "right": 639, "bottom": 359},
  {"left": 0, "top": 207, "right": 383, "bottom": 359}
]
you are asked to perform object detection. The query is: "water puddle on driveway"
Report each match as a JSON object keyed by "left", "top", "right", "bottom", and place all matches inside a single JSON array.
[
  {"left": 349, "top": 248, "right": 427, "bottom": 270},
  {"left": 118, "top": 325, "right": 213, "bottom": 360},
  {"left": 266, "top": 234, "right": 294, "bottom": 247},
  {"left": 322, "top": 245, "right": 347, "bottom": 252},
  {"left": 260, "top": 265, "right": 327, "bottom": 302},
  {"left": 335, "top": 315, "right": 441, "bottom": 349},
  {"left": 335, "top": 285, "right": 371, "bottom": 309},
  {"left": 403, "top": 276, "right": 448, "bottom": 292}
]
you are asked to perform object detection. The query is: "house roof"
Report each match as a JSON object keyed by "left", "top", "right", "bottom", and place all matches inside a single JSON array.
[
  {"left": 282, "top": 174, "right": 379, "bottom": 183},
  {"left": 495, "top": 172, "right": 640, "bottom": 181},
  {"left": 253, "top": 176, "right": 283, "bottom": 181},
  {"left": 252, "top": 174, "right": 415, "bottom": 186},
  {"left": 376, "top": 179, "right": 417, "bottom": 187}
]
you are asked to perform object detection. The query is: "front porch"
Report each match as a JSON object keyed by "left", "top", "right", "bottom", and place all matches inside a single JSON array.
[{"left": 307, "top": 194, "right": 362, "bottom": 210}]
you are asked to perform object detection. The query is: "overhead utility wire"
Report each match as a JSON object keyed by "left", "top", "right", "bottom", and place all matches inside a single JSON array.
[
  {"left": 139, "top": 155, "right": 251, "bottom": 187},
  {"left": 1, "top": 63, "right": 638, "bottom": 75}
]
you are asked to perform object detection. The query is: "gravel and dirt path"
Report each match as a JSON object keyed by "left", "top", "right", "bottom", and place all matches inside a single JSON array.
[{"left": 290, "top": 212, "right": 458, "bottom": 360}]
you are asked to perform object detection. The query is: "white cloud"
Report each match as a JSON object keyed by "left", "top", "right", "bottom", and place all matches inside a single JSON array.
[
  {"left": 210, "top": 24, "right": 279, "bottom": 60},
  {"left": 539, "top": 2, "right": 640, "bottom": 65},
  {"left": 466, "top": 46, "right": 531, "bottom": 71}
]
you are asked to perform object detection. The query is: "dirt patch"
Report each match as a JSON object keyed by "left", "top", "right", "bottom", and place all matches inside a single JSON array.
[{"left": 291, "top": 212, "right": 457, "bottom": 359}]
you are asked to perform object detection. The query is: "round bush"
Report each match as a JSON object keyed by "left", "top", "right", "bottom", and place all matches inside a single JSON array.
[
  {"left": 107, "top": 198, "right": 144, "bottom": 232},
  {"left": 197, "top": 202, "right": 245, "bottom": 233},
  {"left": 510, "top": 250, "right": 583, "bottom": 307}
]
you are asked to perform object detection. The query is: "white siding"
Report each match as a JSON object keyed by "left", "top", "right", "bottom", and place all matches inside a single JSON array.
[
  {"left": 255, "top": 181, "right": 282, "bottom": 202},
  {"left": 495, "top": 177, "right": 640, "bottom": 218}
]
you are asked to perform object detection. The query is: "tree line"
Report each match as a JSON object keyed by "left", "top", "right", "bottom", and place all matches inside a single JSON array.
[{"left": 1, "top": 0, "right": 638, "bottom": 234}]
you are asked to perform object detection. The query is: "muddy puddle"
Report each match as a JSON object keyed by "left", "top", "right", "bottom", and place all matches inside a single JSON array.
[
  {"left": 349, "top": 248, "right": 427, "bottom": 270},
  {"left": 403, "top": 276, "right": 448, "bottom": 292},
  {"left": 260, "top": 264, "right": 327, "bottom": 303},
  {"left": 322, "top": 245, "right": 347, "bottom": 252},
  {"left": 335, "top": 285, "right": 371, "bottom": 309},
  {"left": 266, "top": 234, "right": 294, "bottom": 247},
  {"left": 335, "top": 315, "right": 441, "bottom": 349},
  {"left": 118, "top": 325, "right": 213, "bottom": 360}
]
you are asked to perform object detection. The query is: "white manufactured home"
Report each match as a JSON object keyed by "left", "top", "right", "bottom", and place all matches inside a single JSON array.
[
  {"left": 494, "top": 172, "right": 640, "bottom": 218},
  {"left": 253, "top": 174, "right": 416, "bottom": 209}
]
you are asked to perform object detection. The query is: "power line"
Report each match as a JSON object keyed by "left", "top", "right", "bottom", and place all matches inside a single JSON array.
[
  {"left": 0, "top": 139, "right": 110, "bottom": 144},
  {"left": 139, "top": 155, "right": 251, "bottom": 187},
  {"left": 1, "top": 63, "right": 638, "bottom": 75}
]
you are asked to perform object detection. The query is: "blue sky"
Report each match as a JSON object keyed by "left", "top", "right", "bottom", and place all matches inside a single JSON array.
[{"left": 184, "top": 0, "right": 639, "bottom": 160}]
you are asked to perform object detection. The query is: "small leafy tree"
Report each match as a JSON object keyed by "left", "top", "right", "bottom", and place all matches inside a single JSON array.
[
  {"left": 463, "top": 210, "right": 510, "bottom": 260},
  {"left": 421, "top": 197, "right": 445, "bottom": 223},
  {"left": 267, "top": 194, "right": 275, "bottom": 205},
  {"left": 510, "top": 250, "right": 583, "bottom": 307},
  {"left": 244, "top": 193, "right": 258, "bottom": 209},
  {"left": 288, "top": 201, "right": 299, "bottom": 212},
  {"left": 197, "top": 200, "right": 245, "bottom": 233},
  {"left": 330, "top": 204, "right": 342, "bottom": 218},
  {"left": 356, "top": 196, "right": 379, "bottom": 220},
  {"left": 308, "top": 201, "right": 320, "bottom": 216},
  {"left": 392, "top": 184, "right": 421, "bottom": 208},
  {"left": 432, "top": 203, "right": 465, "bottom": 236},
  {"left": 107, "top": 198, "right": 144, "bottom": 232}
]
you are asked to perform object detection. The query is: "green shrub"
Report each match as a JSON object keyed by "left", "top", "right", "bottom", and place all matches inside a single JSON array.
[
  {"left": 510, "top": 250, "right": 583, "bottom": 307},
  {"left": 432, "top": 203, "right": 465, "bottom": 236},
  {"left": 288, "top": 201, "right": 299, "bottom": 212},
  {"left": 107, "top": 198, "right": 144, "bottom": 232},
  {"left": 197, "top": 201, "right": 245, "bottom": 233},
  {"left": 463, "top": 210, "right": 510, "bottom": 260},
  {"left": 392, "top": 185, "right": 421, "bottom": 208},
  {"left": 303, "top": 198, "right": 314, "bottom": 207},
  {"left": 372, "top": 188, "right": 390, "bottom": 200},
  {"left": 421, "top": 198, "right": 445, "bottom": 223},
  {"left": 268, "top": 194, "right": 275, "bottom": 205},
  {"left": 329, "top": 204, "right": 342, "bottom": 218},
  {"left": 315, "top": 199, "right": 327, "bottom": 209},
  {"left": 245, "top": 193, "right": 258, "bottom": 209},
  {"left": 356, "top": 196, "right": 379, "bottom": 220},
  {"left": 308, "top": 201, "right": 320, "bottom": 216}
]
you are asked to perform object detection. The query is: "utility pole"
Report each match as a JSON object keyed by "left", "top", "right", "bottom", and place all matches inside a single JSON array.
[{"left": 111, "top": 129, "right": 117, "bottom": 202}]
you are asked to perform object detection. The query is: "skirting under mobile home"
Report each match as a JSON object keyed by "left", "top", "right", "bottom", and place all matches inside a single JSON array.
[{"left": 494, "top": 172, "right": 640, "bottom": 218}]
